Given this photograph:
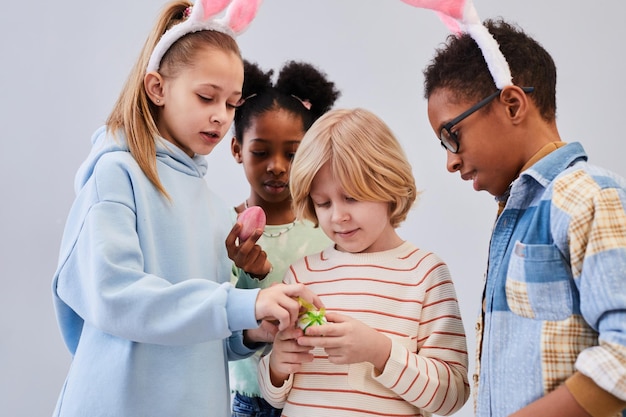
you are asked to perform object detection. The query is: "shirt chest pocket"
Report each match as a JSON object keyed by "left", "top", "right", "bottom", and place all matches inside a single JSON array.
[{"left": 505, "top": 241, "right": 577, "bottom": 321}]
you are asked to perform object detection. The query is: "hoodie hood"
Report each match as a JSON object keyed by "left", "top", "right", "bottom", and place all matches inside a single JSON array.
[
  {"left": 54, "top": 126, "right": 216, "bottom": 353},
  {"left": 74, "top": 126, "right": 209, "bottom": 193}
]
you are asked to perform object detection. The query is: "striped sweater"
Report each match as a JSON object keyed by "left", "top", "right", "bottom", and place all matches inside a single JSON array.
[{"left": 258, "top": 241, "right": 470, "bottom": 417}]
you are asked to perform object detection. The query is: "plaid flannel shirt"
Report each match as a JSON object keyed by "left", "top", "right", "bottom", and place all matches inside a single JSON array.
[{"left": 475, "top": 142, "right": 626, "bottom": 417}]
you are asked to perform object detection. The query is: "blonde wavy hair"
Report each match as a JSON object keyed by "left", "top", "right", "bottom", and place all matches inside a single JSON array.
[
  {"left": 290, "top": 108, "right": 419, "bottom": 228},
  {"left": 106, "top": 0, "right": 242, "bottom": 198}
]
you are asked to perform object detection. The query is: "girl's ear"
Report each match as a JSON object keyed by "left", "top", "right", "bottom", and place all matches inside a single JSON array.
[
  {"left": 231, "top": 137, "right": 243, "bottom": 163},
  {"left": 144, "top": 71, "right": 165, "bottom": 106}
]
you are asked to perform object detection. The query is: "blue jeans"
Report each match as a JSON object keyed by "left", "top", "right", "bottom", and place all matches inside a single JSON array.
[{"left": 232, "top": 392, "right": 282, "bottom": 417}]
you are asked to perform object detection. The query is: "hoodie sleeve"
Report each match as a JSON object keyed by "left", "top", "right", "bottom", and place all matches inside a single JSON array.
[{"left": 53, "top": 150, "right": 260, "bottom": 350}]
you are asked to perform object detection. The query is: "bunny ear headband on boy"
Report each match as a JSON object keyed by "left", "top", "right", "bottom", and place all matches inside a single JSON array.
[
  {"left": 147, "top": 0, "right": 262, "bottom": 73},
  {"left": 401, "top": 0, "right": 512, "bottom": 89}
]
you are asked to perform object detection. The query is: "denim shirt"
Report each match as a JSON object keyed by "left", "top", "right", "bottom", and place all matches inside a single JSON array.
[{"left": 475, "top": 142, "right": 626, "bottom": 416}]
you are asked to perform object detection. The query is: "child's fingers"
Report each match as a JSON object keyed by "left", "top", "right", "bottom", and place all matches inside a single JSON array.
[
  {"left": 258, "top": 320, "right": 279, "bottom": 340},
  {"left": 321, "top": 312, "right": 344, "bottom": 323},
  {"left": 258, "top": 284, "right": 326, "bottom": 331},
  {"left": 274, "top": 302, "right": 299, "bottom": 331},
  {"left": 234, "top": 239, "right": 270, "bottom": 277},
  {"left": 240, "top": 229, "right": 263, "bottom": 245},
  {"left": 281, "top": 283, "right": 325, "bottom": 310},
  {"left": 228, "top": 222, "right": 241, "bottom": 240},
  {"left": 258, "top": 288, "right": 300, "bottom": 331},
  {"left": 298, "top": 336, "right": 327, "bottom": 349},
  {"left": 276, "top": 326, "right": 304, "bottom": 342},
  {"left": 300, "top": 322, "right": 339, "bottom": 338},
  {"left": 224, "top": 223, "right": 241, "bottom": 258}
]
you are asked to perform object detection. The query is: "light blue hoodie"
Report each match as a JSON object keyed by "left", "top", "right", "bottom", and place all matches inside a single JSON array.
[{"left": 52, "top": 126, "right": 261, "bottom": 417}]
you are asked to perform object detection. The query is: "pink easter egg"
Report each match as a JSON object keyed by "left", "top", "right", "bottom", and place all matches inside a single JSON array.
[{"left": 238, "top": 206, "right": 266, "bottom": 241}]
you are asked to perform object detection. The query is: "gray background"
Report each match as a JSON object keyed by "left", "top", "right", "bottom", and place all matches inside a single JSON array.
[{"left": 2, "top": 1, "right": 624, "bottom": 416}]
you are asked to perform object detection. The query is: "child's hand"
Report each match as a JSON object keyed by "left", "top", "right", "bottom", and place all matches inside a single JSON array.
[
  {"left": 297, "top": 312, "right": 391, "bottom": 372},
  {"left": 255, "top": 283, "right": 323, "bottom": 332},
  {"left": 268, "top": 326, "right": 313, "bottom": 386},
  {"left": 226, "top": 222, "right": 272, "bottom": 278},
  {"left": 245, "top": 319, "right": 279, "bottom": 344}
]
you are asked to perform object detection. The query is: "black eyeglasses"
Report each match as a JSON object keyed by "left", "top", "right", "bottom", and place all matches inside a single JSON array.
[{"left": 439, "top": 86, "right": 535, "bottom": 153}]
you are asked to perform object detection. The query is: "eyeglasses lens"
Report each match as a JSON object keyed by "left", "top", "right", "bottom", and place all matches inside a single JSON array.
[{"left": 440, "top": 128, "right": 458, "bottom": 153}]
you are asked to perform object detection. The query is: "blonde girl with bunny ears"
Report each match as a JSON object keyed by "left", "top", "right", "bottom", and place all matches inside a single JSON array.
[{"left": 51, "top": 1, "right": 323, "bottom": 416}]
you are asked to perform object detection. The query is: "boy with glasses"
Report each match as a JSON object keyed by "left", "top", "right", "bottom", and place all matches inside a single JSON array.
[{"left": 423, "top": 18, "right": 626, "bottom": 417}]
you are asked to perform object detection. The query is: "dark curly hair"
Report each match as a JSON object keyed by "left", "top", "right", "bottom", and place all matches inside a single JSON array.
[
  {"left": 233, "top": 60, "right": 341, "bottom": 142},
  {"left": 423, "top": 18, "right": 557, "bottom": 122}
]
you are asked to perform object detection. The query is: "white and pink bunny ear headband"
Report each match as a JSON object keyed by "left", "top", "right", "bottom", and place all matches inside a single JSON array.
[
  {"left": 401, "top": 0, "right": 512, "bottom": 89},
  {"left": 147, "top": 0, "right": 262, "bottom": 73}
]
